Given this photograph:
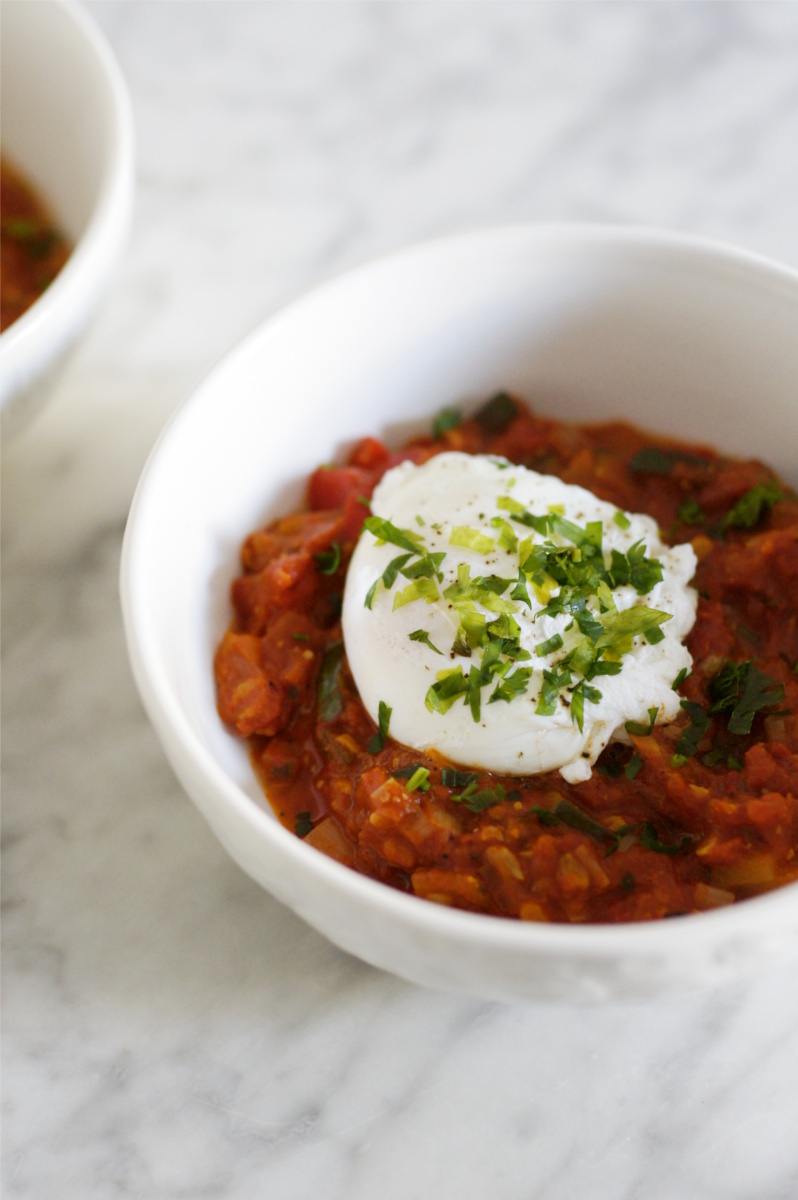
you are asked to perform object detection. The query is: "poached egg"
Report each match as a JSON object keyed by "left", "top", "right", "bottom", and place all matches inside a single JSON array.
[{"left": 342, "top": 452, "right": 697, "bottom": 782}]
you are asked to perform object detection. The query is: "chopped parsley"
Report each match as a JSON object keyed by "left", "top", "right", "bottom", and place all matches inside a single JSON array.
[
  {"left": 408, "top": 629, "right": 443, "bottom": 655},
  {"left": 570, "top": 680, "right": 603, "bottom": 733},
  {"left": 625, "top": 706, "right": 658, "bottom": 738},
  {"left": 406, "top": 766, "right": 431, "bottom": 792},
  {"left": 425, "top": 667, "right": 470, "bottom": 715},
  {"left": 474, "top": 391, "right": 518, "bottom": 434},
  {"left": 363, "top": 515, "right": 425, "bottom": 555},
  {"left": 677, "top": 499, "right": 705, "bottom": 526},
  {"left": 489, "top": 667, "right": 534, "bottom": 705},
  {"left": 535, "top": 632, "right": 564, "bottom": 658},
  {"left": 392, "top": 763, "right": 427, "bottom": 779},
  {"left": 432, "top": 407, "right": 461, "bottom": 438},
  {"left": 368, "top": 700, "right": 392, "bottom": 753},
  {"left": 530, "top": 799, "right": 618, "bottom": 847},
  {"left": 701, "top": 748, "right": 743, "bottom": 771},
  {"left": 313, "top": 543, "right": 342, "bottom": 575},
  {"left": 640, "top": 822, "right": 692, "bottom": 856},
  {"left": 317, "top": 643, "right": 345, "bottom": 722},
  {"left": 536, "top": 664, "right": 572, "bottom": 717},
  {"left": 671, "top": 700, "right": 711, "bottom": 765},
  {"left": 721, "top": 481, "right": 782, "bottom": 530},
  {"left": 529, "top": 800, "right": 692, "bottom": 858},
  {"left": 451, "top": 783, "right": 508, "bottom": 813},
  {"left": 628, "top": 447, "right": 709, "bottom": 475},
  {"left": 624, "top": 754, "right": 643, "bottom": 781},
  {"left": 708, "top": 660, "right": 785, "bottom": 735},
  {"left": 671, "top": 667, "right": 690, "bottom": 691},
  {"left": 362, "top": 520, "right": 446, "bottom": 610},
  {"left": 441, "top": 769, "right": 478, "bottom": 789},
  {"left": 450, "top": 526, "right": 496, "bottom": 554},
  {"left": 294, "top": 812, "right": 314, "bottom": 838},
  {"left": 392, "top": 577, "right": 440, "bottom": 610}
]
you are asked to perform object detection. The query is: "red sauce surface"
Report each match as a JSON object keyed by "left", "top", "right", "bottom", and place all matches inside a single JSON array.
[
  {"left": 214, "top": 396, "right": 798, "bottom": 924},
  {"left": 1, "top": 157, "right": 70, "bottom": 332}
]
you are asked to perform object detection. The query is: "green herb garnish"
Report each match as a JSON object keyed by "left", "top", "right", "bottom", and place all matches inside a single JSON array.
[
  {"left": 708, "top": 660, "right": 785, "bottom": 735},
  {"left": 363, "top": 515, "right": 425, "bottom": 554},
  {"left": 313, "top": 542, "right": 342, "bottom": 574},
  {"left": 624, "top": 754, "right": 643, "bottom": 780},
  {"left": 406, "top": 766, "right": 431, "bottom": 792},
  {"left": 441, "top": 769, "right": 478, "bottom": 789},
  {"left": 625, "top": 706, "right": 658, "bottom": 738},
  {"left": 677, "top": 499, "right": 705, "bottom": 526},
  {"left": 317, "top": 643, "right": 345, "bottom": 722},
  {"left": 452, "top": 784, "right": 507, "bottom": 813},
  {"left": 408, "top": 629, "right": 443, "bottom": 655},
  {"left": 392, "top": 763, "right": 427, "bottom": 779},
  {"left": 628, "top": 447, "right": 709, "bottom": 475},
  {"left": 432, "top": 407, "right": 461, "bottom": 438},
  {"left": 294, "top": 812, "right": 314, "bottom": 838},
  {"left": 450, "top": 526, "right": 496, "bottom": 554},
  {"left": 700, "top": 749, "right": 743, "bottom": 771},
  {"left": 368, "top": 700, "right": 392, "bottom": 753},
  {"left": 721, "top": 481, "right": 782, "bottom": 530},
  {"left": 474, "top": 391, "right": 518, "bottom": 434},
  {"left": 425, "top": 667, "right": 470, "bottom": 714},
  {"left": 529, "top": 805, "right": 561, "bottom": 827},
  {"left": 570, "top": 680, "right": 603, "bottom": 733},
  {"left": 536, "top": 664, "right": 572, "bottom": 717},
  {"left": 535, "top": 633, "right": 564, "bottom": 658},
  {"left": 489, "top": 667, "right": 533, "bottom": 704},
  {"left": 671, "top": 667, "right": 690, "bottom": 691},
  {"left": 671, "top": 699, "right": 711, "bottom": 764},
  {"left": 392, "top": 577, "right": 441, "bottom": 610},
  {"left": 640, "top": 822, "right": 692, "bottom": 856},
  {"left": 536, "top": 799, "right": 618, "bottom": 846}
]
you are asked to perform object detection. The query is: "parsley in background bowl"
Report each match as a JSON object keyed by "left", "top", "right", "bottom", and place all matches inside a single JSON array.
[{"left": 121, "top": 225, "right": 798, "bottom": 1003}]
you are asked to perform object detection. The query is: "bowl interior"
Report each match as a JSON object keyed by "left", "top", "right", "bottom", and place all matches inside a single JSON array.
[{"left": 123, "top": 227, "right": 798, "bottom": 999}]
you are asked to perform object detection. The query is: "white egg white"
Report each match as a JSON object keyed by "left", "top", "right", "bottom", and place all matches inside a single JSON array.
[{"left": 342, "top": 452, "right": 697, "bottom": 782}]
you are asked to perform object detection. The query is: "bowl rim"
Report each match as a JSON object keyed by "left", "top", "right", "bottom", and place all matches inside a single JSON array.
[
  {"left": 121, "top": 221, "right": 798, "bottom": 963},
  {"left": 0, "top": 0, "right": 135, "bottom": 408}
]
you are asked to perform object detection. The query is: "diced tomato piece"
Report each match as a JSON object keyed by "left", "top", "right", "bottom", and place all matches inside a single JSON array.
[
  {"left": 214, "top": 613, "right": 320, "bottom": 737},
  {"left": 349, "top": 437, "right": 390, "bottom": 471},
  {"left": 307, "top": 465, "right": 376, "bottom": 511},
  {"left": 232, "top": 552, "right": 320, "bottom": 635},
  {"left": 341, "top": 491, "right": 371, "bottom": 541},
  {"left": 242, "top": 510, "right": 344, "bottom": 572}
]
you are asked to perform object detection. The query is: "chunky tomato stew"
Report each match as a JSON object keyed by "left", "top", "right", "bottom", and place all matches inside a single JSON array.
[
  {"left": 1, "top": 157, "right": 70, "bottom": 332},
  {"left": 215, "top": 395, "right": 798, "bottom": 923}
]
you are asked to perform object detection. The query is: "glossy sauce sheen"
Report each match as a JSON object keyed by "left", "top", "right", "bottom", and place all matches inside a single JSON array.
[
  {"left": 214, "top": 397, "right": 798, "bottom": 924},
  {"left": 1, "top": 158, "right": 71, "bottom": 332}
]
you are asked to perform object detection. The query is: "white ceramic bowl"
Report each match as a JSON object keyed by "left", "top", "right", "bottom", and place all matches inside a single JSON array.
[
  {"left": 0, "top": 0, "right": 134, "bottom": 436},
  {"left": 121, "top": 226, "right": 798, "bottom": 1003}
]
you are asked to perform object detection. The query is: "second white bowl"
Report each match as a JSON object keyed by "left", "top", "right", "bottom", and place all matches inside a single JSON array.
[{"left": 0, "top": 0, "right": 134, "bottom": 435}]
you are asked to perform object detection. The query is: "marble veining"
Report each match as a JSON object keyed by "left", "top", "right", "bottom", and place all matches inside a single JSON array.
[{"left": 3, "top": 3, "right": 798, "bottom": 1197}]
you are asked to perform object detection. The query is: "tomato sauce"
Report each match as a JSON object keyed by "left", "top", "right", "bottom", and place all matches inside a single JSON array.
[
  {"left": 1, "top": 157, "right": 70, "bottom": 332},
  {"left": 214, "top": 396, "right": 798, "bottom": 924}
]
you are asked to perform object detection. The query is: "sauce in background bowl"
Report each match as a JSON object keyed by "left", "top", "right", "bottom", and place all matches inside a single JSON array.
[{"left": 1, "top": 157, "right": 71, "bottom": 332}]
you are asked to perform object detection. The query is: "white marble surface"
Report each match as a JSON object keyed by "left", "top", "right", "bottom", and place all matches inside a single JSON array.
[{"left": 3, "top": 2, "right": 798, "bottom": 1196}]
